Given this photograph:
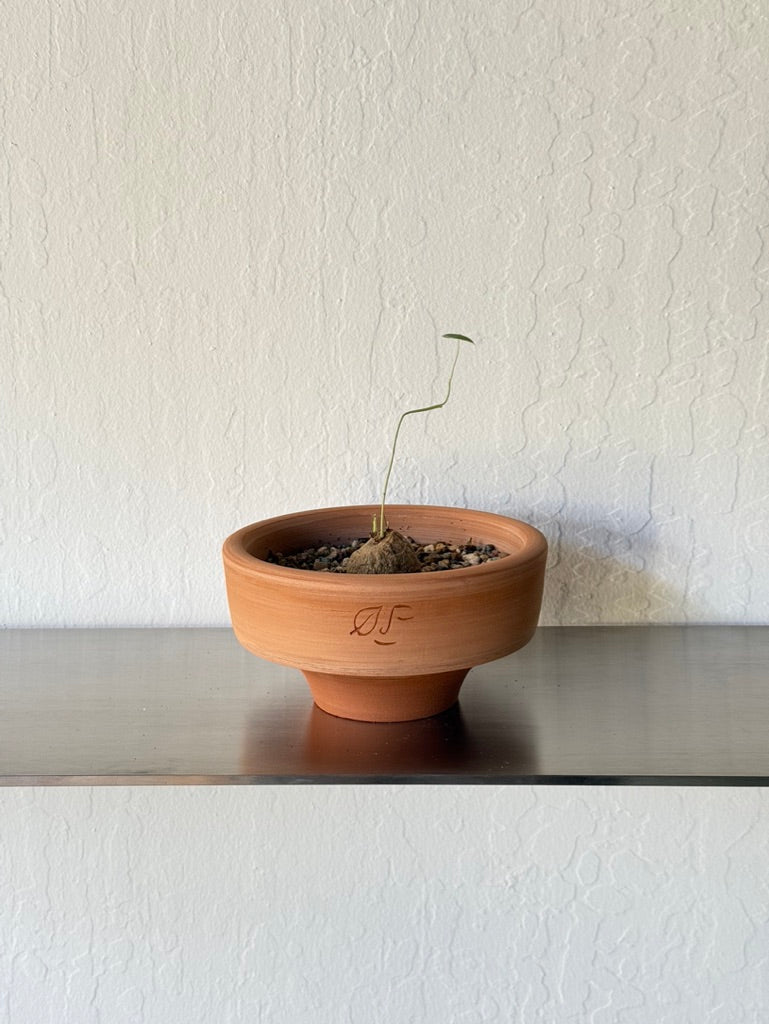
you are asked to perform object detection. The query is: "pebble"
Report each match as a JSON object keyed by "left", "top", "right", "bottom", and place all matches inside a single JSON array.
[{"left": 268, "top": 537, "right": 507, "bottom": 573}]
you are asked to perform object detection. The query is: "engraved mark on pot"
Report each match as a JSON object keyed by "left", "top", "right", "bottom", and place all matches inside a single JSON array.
[{"left": 350, "top": 604, "right": 414, "bottom": 645}]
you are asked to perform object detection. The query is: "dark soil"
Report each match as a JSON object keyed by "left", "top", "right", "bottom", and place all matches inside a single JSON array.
[{"left": 267, "top": 537, "right": 508, "bottom": 573}]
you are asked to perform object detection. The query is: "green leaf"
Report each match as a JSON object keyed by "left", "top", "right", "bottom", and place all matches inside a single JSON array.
[{"left": 442, "top": 333, "right": 475, "bottom": 344}]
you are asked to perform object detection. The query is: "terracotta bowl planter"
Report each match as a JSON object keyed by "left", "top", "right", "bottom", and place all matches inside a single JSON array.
[{"left": 222, "top": 504, "right": 547, "bottom": 723}]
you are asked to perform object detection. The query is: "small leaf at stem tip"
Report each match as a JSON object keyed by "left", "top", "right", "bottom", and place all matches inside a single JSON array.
[{"left": 442, "top": 333, "right": 475, "bottom": 344}]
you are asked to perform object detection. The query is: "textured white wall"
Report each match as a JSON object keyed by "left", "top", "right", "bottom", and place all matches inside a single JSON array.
[
  {"left": 1, "top": 786, "right": 768, "bottom": 1024},
  {"left": 2, "top": 0, "right": 768, "bottom": 627},
  {"left": 3, "top": 5, "right": 769, "bottom": 1022}
]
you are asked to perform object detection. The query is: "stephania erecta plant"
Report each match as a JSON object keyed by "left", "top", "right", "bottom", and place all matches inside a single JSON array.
[{"left": 345, "top": 332, "right": 474, "bottom": 574}]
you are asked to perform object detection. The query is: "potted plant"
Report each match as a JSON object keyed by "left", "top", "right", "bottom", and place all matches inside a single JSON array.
[{"left": 222, "top": 334, "right": 547, "bottom": 722}]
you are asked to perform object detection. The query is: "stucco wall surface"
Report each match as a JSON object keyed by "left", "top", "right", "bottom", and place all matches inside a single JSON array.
[
  {"left": 1, "top": 786, "right": 768, "bottom": 1024},
  {"left": 2, "top": 0, "right": 768, "bottom": 626}
]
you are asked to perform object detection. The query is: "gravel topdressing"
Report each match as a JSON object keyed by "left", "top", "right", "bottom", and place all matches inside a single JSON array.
[{"left": 267, "top": 537, "right": 508, "bottom": 573}]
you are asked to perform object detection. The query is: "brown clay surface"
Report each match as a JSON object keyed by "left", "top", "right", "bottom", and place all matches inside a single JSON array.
[{"left": 223, "top": 505, "right": 547, "bottom": 721}]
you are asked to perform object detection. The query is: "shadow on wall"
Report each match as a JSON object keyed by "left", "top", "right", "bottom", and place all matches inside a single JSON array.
[{"left": 527, "top": 515, "right": 701, "bottom": 625}]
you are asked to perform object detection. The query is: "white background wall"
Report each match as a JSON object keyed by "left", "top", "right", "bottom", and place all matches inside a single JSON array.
[
  {"left": 2, "top": 2, "right": 769, "bottom": 1022},
  {"left": 2, "top": 0, "right": 768, "bottom": 627},
  {"left": 3, "top": 786, "right": 769, "bottom": 1024}
]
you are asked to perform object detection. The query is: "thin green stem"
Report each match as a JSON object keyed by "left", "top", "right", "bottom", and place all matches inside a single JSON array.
[{"left": 376, "top": 333, "right": 474, "bottom": 539}]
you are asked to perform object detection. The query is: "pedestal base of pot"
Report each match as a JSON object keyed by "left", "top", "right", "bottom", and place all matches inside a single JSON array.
[{"left": 302, "top": 668, "right": 470, "bottom": 723}]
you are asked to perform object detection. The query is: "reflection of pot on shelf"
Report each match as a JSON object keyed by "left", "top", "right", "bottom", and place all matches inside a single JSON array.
[
  {"left": 239, "top": 694, "right": 538, "bottom": 779},
  {"left": 303, "top": 703, "right": 477, "bottom": 775}
]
